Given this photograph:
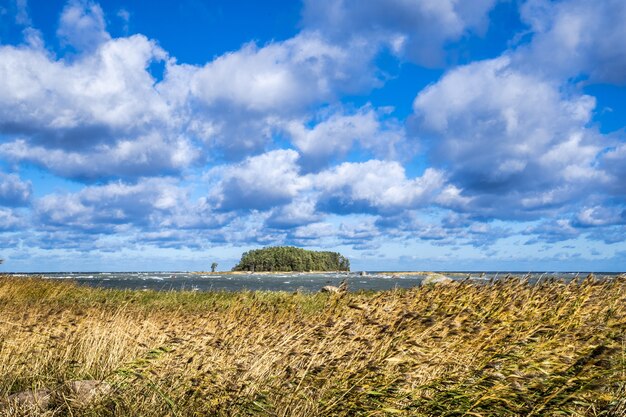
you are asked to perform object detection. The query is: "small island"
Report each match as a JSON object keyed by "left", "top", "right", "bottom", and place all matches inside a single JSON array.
[{"left": 232, "top": 246, "right": 350, "bottom": 272}]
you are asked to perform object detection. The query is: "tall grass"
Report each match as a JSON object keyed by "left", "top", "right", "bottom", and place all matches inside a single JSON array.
[{"left": 0, "top": 275, "right": 624, "bottom": 416}]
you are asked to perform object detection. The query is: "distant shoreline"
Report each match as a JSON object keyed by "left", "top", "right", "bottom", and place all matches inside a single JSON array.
[
  {"left": 189, "top": 270, "right": 352, "bottom": 275},
  {"left": 3, "top": 270, "right": 624, "bottom": 275},
  {"left": 189, "top": 270, "right": 442, "bottom": 275}
]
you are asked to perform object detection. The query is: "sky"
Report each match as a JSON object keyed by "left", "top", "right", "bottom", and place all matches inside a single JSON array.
[{"left": 0, "top": 0, "right": 625, "bottom": 272}]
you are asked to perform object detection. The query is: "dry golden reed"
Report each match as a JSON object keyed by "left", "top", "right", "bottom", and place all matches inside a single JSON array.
[{"left": 0, "top": 275, "right": 624, "bottom": 416}]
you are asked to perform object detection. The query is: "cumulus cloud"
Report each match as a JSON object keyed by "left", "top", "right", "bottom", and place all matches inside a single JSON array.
[
  {"left": 587, "top": 225, "right": 626, "bottom": 245},
  {"left": 1, "top": 134, "right": 197, "bottom": 180},
  {"left": 314, "top": 161, "right": 446, "bottom": 214},
  {"left": 524, "top": 219, "right": 581, "bottom": 244},
  {"left": 265, "top": 198, "right": 321, "bottom": 229},
  {"left": 404, "top": 0, "right": 626, "bottom": 240},
  {"left": 0, "top": 34, "right": 169, "bottom": 134},
  {"left": 302, "top": 0, "right": 497, "bottom": 66},
  {"left": 523, "top": 210, "right": 626, "bottom": 245},
  {"left": 208, "top": 150, "right": 310, "bottom": 211},
  {"left": 374, "top": 210, "right": 511, "bottom": 248},
  {"left": 57, "top": 0, "right": 110, "bottom": 52},
  {"left": 600, "top": 143, "right": 626, "bottom": 196},
  {"left": 187, "top": 33, "right": 378, "bottom": 113},
  {"left": 0, "top": 173, "right": 31, "bottom": 206},
  {"left": 518, "top": 0, "right": 626, "bottom": 84},
  {"left": 0, "top": 30, "right": 201, "bottom": 179},
  {"left": 164, "top": 33, "right": 381, "bottom": 158},
  {"left": 283, "top": 106, "right": 406, "bottom": 171},
  {"left": 0, "top": 207, "right": 25, "bottom": 231},
  {"left": 36, "top": 178, "right": 192, "bottom": 232},
  {"left": 285, "top": 217, "right": 383, "bottom": 250},
  {"left": 208, "top": 151, "right": 456, "bottom": 220},
  {"left": 574, "top": 206, "right": 625, "bottom": 228},
  {"left": 0, "top": 7, "right": 386, "bottom": 176},
  {"left": 291, "top": 221, "right": 337, "bottom": 241},
  {"left": 413, "top": 56, "right": 608, "bottom": 218}
]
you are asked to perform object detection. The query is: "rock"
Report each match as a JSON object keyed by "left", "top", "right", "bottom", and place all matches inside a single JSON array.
[
  {"left": 421, "top": 274, "right": 453, "bottom": 286},
  {"left": 65, "top": 380, "right": 111, "bottom": 407},
  {"left": 358, "top": 271, "right": 368, "bottom": 276},
  {"left": 321, "top": 285, "right": 341, "bottom": 293},
  {"left": 320, "top": 279, "right": 348, "bottom": 294},
  {"left": 4, "top": 389, "right": 52, "bottom": 412}
]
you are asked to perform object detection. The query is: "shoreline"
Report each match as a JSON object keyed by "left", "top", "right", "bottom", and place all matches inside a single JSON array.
[
  {"left": 189, "top": 271, "right": 457, "bottom": 275},
  {"left": 189, "top": 270, "right": 351, "bottom": 275}
]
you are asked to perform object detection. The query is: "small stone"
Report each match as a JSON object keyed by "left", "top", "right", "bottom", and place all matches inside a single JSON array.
[
  {"left": 65, "top": 380, "right": 111, "bottom": 407},
  {"left": 421, "top": 274, "right": 454, "bottom": 286},
  {"left": 320, "top": 279, "right": 347, "bottom": 293},
  {"left": 5, "top": 389, "right": 52, "bottom": 412}
]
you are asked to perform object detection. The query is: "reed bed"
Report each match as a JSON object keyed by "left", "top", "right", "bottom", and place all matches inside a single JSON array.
[{"left": 0, "top": 275, "right": 624, "bottom": 416}]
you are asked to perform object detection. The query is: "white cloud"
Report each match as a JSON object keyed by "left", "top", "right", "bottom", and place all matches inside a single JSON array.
[
  {"left": 302, "top": 0, "right": 497, "bottom": 66},
  {"left": 283, "top": 106, "right": 406, "bottom": 170},
  {"left": 208, "top": 150, "right": 310, "bottom": 211},
  {"left": 0, "top": 14, "right": 385, "bottom": 176},
  {"left": 117, "top": 8, "right": 130, "bottom": 33},
  {"left": 187, "top": 32, "right": 378, "bottom": 113},
  {"left": 208, "top": 153, "right": 450, "bottom": 217},
  {"left": 0, "top": 173, "right": 31, "bottom": 206},
  {"left": 524, "top": 219, "right": 581, "bottom": 243},
  {"left": 314, "top": 161, "right": 445, "bottom": 213},
  {"left": 15, "top": 0, "right": 30, "bottom": 26},
  {"left": 36, "top": 177, "right": 190, "bottom": 231},
  {"left": 57, "top": 0, "right": 110, "bottom": 52},
  {"left": 0, "top": 207, "right": 24, "bottom": 231},
  {"left": 518, "top": 0, "right": 626, "bottom": 84},
  {"left": 413, "top": 56, "right": 607, "bottom": 216},
  {"left": 575, "top": 206, "right": 625, "bottom": 227},
  {"left": 601, "top": 143, "right": 626, "bottom": 196},
  {"left": 0, "top": 34, "right": 170, "bottom": 133},
  {"left": 292, "top": 222, "right": 336, "bottom": 240},
  {"left": 0, "top": 31, "right": 202, "bottom": 179},
  {"left": 266, "top": 198, "right": 321, "bottom": 229},
  {"left": 0, "top": 133, "right": 197, "bottom": 180}
]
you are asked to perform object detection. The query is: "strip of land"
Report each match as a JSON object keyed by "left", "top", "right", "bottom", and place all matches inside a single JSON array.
[{"left": 0, "top": 275, "right": 624, "bottom": 416}]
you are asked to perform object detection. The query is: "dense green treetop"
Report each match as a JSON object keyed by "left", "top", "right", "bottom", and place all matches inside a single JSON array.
[{"left": 232, "top": 246, "right": 350, "bottom": 272}]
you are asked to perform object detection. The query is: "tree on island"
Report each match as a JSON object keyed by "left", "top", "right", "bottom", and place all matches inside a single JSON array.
[
  {"left": 232, "top": 246, "right": 350, "bottom": 272},
  {"left": 211, "top": 262, "right": 218, "bottom": 273}
]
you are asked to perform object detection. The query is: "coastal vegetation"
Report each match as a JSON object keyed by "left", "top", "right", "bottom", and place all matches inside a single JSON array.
[
  {"left": 0, "top": 275, "right": 625, "bottom": 416},
  {"left": 232, "top": 246, "right": 350, "bottom": 272}
]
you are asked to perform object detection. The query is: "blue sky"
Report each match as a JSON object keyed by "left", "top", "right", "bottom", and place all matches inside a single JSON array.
[{"left": 0, "top": 0, "right": 625, "bottom": 272}]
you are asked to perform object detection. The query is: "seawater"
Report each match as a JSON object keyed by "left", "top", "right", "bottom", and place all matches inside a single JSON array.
[{"left": 5, "top": 271, "right": 620, "bottom": 292}]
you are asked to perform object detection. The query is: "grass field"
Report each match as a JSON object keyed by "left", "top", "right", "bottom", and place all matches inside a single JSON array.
[{"left": 0, "top": 275, "right": 625, "bottom": 416}]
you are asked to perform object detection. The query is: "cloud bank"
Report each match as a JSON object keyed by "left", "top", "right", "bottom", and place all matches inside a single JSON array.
[{"left": 0, "top": 0, "right": 624, "bottom": 270}]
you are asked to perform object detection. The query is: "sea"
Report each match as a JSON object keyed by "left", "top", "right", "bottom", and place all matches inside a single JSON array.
[{"left": 4, "top": 271, "right": 622, "bottom": 292}]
